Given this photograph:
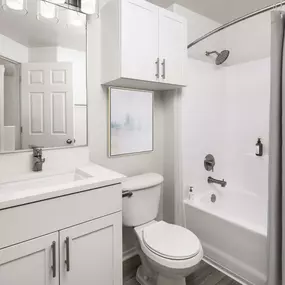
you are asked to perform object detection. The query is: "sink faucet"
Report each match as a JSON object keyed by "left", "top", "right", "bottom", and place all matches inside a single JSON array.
[
  {"left": 32, "top": 146, "right": 45, "bottom": 172},
  {"left": 208, "top": 176, "right": 227, "bottom": 187}
]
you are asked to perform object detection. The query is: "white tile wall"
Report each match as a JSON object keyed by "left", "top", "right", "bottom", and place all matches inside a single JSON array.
[{"left": 182, "top": 57, "right": 270, "bottom": 204}]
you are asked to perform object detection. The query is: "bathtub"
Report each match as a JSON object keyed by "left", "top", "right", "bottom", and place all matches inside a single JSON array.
[{"left": 184, "top": 190, "right": 267, "bottom": 285}]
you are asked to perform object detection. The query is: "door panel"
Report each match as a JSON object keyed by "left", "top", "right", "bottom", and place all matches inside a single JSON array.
[
  {"left": 159, "top": 9, "right": 187, "bottom": 85},
  {"left": 60, "top": 213, "right": 122, "bottom": 285},
  {"left": 121, "top": 0, "right": 159, "bottom": 82},
  {"left": 21, "top": 62, "right": 73, "bottom": 149},
  {"left": 0, "top": 232, "right": 59, "bottom": 285}
]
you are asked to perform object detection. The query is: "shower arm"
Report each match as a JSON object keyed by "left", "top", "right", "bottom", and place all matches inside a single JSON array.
[{"left": 205, "top": 51, "right": 219, "bottom": 56}]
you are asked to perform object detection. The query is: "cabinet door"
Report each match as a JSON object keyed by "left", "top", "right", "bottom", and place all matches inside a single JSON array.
[
  {"left": 121, "top": 0, "right": 159, "bottom": 82},
  {"left": 159, "top": 9, "right": 187, "bottom": 85},
  {"left": 0, "top": 233, "right": 59, "bottom": 285},
  {"left": 60, "top": 212, "right": 122, "bottom": 285}
]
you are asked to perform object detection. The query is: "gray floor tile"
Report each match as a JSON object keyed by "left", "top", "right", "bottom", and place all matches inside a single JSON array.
[{"left": 124, "top": 262, "right": 241, "bottom": 285}]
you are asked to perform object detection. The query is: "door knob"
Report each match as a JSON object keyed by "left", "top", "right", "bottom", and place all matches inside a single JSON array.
[{"left": 66, "top": 139, "right": 73, "bottom": 144}]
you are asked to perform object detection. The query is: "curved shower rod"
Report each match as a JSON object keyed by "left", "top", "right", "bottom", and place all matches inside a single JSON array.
[{"left": 188, "top": 1, "right": 285, "bottom": 49}]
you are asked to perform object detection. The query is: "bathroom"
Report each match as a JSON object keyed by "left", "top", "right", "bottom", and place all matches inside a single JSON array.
[{"left": 0, "top": 0, "right": 283, "bottom": 285}]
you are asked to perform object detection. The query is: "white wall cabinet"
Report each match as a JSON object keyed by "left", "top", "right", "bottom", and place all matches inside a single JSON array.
[
  {"left": 0, "top": 185, "right": 122, "bottom": 285},
  {"left": 101, "top": 0, "right": 187, "bottom": 91}
]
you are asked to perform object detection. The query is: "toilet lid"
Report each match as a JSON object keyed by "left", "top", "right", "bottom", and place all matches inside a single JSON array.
[{"left": 142, "top": 221, "right": 201, "bottom": 260}]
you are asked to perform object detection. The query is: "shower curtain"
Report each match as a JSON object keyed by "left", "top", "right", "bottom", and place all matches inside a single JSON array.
[{"left": 267, "top": 11, "right": 285, "bottom": 285}]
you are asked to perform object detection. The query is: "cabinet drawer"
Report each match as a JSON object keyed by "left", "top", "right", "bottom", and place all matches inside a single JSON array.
[{"left": 0, "top": 184, "right": 122, "bottom": 249}]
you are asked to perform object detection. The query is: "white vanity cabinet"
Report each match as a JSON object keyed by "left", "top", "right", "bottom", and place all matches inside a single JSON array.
[
  {"left": 0, "top": 184, "right": 123, "bottom": 285},
  {"left": 101, "top": 0, "right": 187, "bottom": 90}
]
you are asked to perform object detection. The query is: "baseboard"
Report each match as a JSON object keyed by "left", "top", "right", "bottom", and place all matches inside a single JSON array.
[
  {"left": 123, "top": 249, "right": 141, "bottom": 282},
  {"left": 123, "top": 247, "right": 137, "bottom": 261}
]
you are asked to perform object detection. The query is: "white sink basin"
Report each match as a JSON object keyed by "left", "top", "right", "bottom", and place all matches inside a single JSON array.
[
  {"left": 0, "top": 170, "right": 89, "bottom": 194},
  {"left": 0, "top": 163, "right": 126, "bottom": 210}
]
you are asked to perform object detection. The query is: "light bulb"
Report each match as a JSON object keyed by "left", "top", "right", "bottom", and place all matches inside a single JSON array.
[
  {"left": 81, "top": 0, "right": 96, "bottom": 14},
  {"left": 6, "top": 0, "right": 23, "bottom": 10},
  {"left": 39, "top": 1, "right": 56, "bottom": 19},
  {"left": 2, "top": 0, "right": 27, "bottom": 13}
]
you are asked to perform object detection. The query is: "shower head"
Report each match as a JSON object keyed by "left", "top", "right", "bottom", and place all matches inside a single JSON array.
[{"left": 205, "top": 50, "right": 230, "bottom": 65}]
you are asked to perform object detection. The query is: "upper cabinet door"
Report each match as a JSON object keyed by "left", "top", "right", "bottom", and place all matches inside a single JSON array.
[
  {"left": 59, "top": 212, "right": 122, "bottom": 285},
  {"left": 159, "top": 9, "right": 187, "bottom": 85},
  {"left": 0, "top": 233, "right": 59, "bottom": 285},
  {"left": 121, "top": 0, "right": 159, "bottom": 82}
]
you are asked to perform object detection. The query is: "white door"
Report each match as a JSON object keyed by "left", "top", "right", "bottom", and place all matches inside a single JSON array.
[
  {"left": 121, "top": 0, "right": 159, "bottom": 82},
  {"left": 159, "top": 9, "right": 187, "bottom": 85},
  {"left": 21, "top": 62, "right": 73, "bottom": 149},
  {"left": 60, "top": 213, "right": 122, "bottom": 285},
  {"left": 0, "top": 232, "right": 59, "bottom": 285}
]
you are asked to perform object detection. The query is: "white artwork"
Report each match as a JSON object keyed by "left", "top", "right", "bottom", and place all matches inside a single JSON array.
[{"left": 108, "top": 88, "right": 153, "bottom": 156}]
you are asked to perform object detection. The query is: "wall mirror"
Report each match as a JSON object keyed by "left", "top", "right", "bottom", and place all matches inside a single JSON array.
[{"left": 0, "top": 1, "right": 87, "bottom": 153}]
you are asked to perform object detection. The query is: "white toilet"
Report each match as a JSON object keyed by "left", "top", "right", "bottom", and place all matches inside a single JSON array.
[{"left": 122, "top": 173, "right": 203, "bottom": 285}]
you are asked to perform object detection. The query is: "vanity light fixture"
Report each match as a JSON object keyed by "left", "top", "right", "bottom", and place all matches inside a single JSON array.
[
  {"left": 1, "top": 0, "right": 27, "bottom": 14},
  {"left": 66, "top": 9, "right": 85, "bottom": 27},
  {"left": 37, "top": 0, "right": 59, "bottom": 23},
  {"left": 81, "top": 0, "right": 96, "bottom": 15}
]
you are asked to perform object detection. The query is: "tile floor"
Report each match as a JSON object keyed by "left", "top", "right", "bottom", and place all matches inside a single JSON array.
[{"left": 124, "top": 261, "right": 241, "bottom": 285}]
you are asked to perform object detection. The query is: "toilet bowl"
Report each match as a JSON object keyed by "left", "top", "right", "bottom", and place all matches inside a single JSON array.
[
  {"left": 134, "top": 221, "right": 203, "bottom": 285},
  {"left": 122, "top": 173, "right": 203, "bottom": 285}
]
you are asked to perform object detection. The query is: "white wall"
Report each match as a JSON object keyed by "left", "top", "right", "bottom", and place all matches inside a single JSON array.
[
  {"left": 0, "top": 34, "right": 28, "bottom": 63},
  {"left": 29, "top": 47, "right": 58, "bottom": 62}
]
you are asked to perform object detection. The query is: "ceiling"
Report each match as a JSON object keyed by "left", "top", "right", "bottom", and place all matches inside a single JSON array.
[
  {"left": 0, "top": 0, "right": 86, "bottom": 51},
  {"left": 150, "top": 0, "right": 278, "bottom": 23}
]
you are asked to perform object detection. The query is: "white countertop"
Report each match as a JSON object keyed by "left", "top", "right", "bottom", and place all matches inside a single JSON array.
[{"left": 0, "top": 163, "right": 126, "bottom": 210}]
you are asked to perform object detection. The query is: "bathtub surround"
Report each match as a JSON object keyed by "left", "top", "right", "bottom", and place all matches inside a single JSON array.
[{"left": 267, "top": 11, "right": 285, "bottom": 285}]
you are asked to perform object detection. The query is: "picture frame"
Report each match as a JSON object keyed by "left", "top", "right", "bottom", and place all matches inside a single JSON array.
[{"left": 108, "top": 87, "right": 154, "bottom": 157}]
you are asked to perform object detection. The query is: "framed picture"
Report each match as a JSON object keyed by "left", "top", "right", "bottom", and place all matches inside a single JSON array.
[{"left": 108, "top": 87, "right": 154, "bottom": 157}]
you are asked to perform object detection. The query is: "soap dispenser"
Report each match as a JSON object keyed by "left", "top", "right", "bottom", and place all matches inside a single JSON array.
[{"left": 256, "top": 138, "right": 263, "bottom": 157}]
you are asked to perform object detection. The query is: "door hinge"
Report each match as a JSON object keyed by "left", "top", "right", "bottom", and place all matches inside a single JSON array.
[{"left": 20, "top": 126, "right": 23, "bottom": 133}]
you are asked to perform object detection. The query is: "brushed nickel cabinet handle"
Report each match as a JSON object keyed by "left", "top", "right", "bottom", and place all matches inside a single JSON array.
[
  {"left": 155, "top": 58, "right": 160, "bottom": 79},
  {"left": 51, "top": 241, "right": 56, "bottom": 278},
  {"left": 161, "top": 59, "right": 166, "bottom": 79},
  {"left": 65, "top": 237, "right": 70, "bottom": 272}
]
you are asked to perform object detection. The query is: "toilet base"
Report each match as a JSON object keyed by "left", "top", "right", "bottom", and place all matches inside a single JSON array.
[
  {"left": 157, "top": 274, "right": 186, "bottom": 285},
  {"left": 136, "top": 265, "right": 156, "bottom": 285}
]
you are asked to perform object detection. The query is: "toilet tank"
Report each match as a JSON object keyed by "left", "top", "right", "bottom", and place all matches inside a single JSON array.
[{"left": 122, "top": 173, "right": 164, "bottom": 227}]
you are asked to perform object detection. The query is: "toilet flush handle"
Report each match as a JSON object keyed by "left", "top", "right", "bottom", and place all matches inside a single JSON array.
[{"left": 122, "top": 190, "right": 133, "bottom": 198}]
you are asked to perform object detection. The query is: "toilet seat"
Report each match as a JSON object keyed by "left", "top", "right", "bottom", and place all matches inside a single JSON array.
[
  {"left": 135, "top": 221, "right": 203, "bottom": 270},
  {"left": 142, "top": 221, "right": 200, "bottom": 260}
]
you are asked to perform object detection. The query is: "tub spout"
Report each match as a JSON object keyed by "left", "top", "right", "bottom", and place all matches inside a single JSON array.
[{"left": 208, "top": 176, "right": 227, "bottom": 187}]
